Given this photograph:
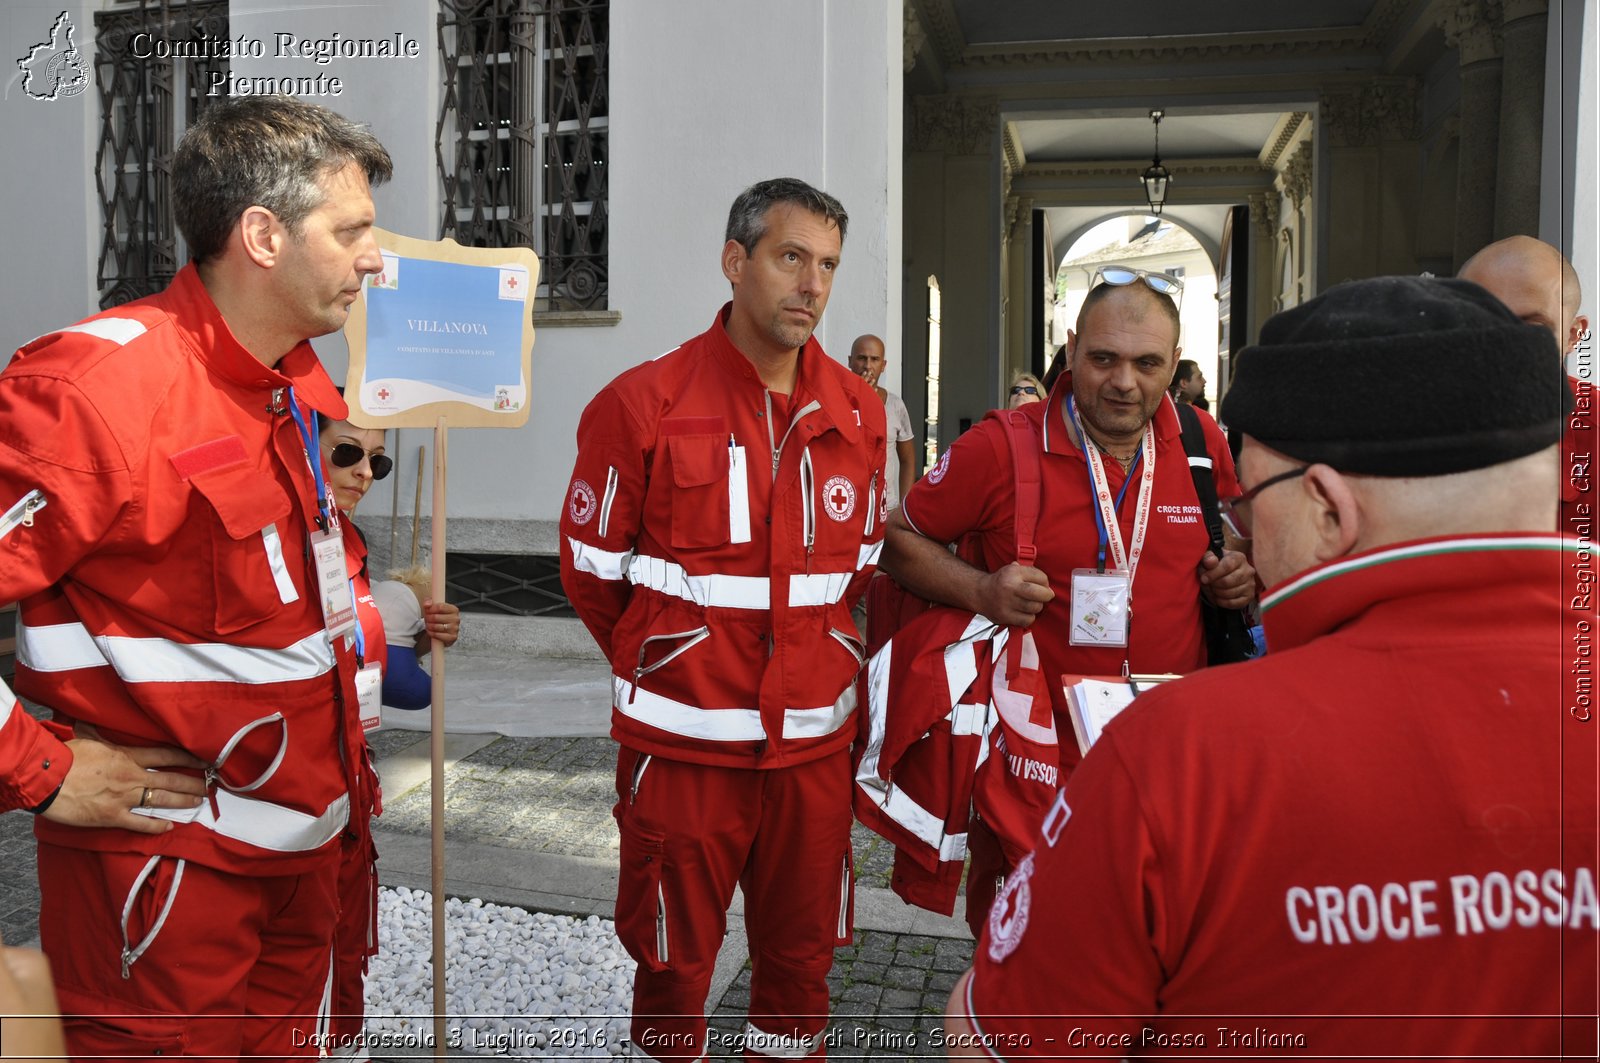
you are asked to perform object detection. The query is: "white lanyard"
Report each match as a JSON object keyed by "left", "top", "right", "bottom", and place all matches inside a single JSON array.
[{"left": 1070, "top": 398, "right": 1157, "bottom": 579}]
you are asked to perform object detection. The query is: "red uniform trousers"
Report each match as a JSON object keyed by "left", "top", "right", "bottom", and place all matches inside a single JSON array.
[
  {"left": 614, "top": 747, "right": 854, "bottom": 1061},
  {"left": 330, "top": 748, "right": 382, "bottom": 1047},
  {"left": 39, "top": 841, "right": 339, "bottom": 1061}
]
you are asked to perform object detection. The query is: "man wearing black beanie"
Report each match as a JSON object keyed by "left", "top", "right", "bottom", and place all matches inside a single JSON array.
[{"left": 948, "top": 276, "right": 1596, "bottom": 1059}]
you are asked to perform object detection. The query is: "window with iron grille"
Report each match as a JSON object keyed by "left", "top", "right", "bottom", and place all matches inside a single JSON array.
[
  {"left": 437, "top": 0, "right": 609, "bottom": 311},
  {"left": 93, "top": 0, "right": 231, "bottom": 309},
  {"left": 447, "top": 553, "right": 575, "bottom": 617}
]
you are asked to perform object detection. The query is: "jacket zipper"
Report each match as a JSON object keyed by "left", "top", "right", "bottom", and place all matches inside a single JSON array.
[
  {"left": 629, "top": 753, "right": 653, "bottom": 804},
  {"left": 599, "top": 465, "right": 619, "bottom": 537},
  {"left": 0, "top": 489, "right": 47, "bottom": 543},
  {"left": 863, "top": 472, "right": 878, "bottom": 537},
  {"left": 656, "top": 882, "right": 670, "bottom": 963},
  {"left": 764, "top": 390, "right": 822, "bottom": 481},
  {"left": 631, "top": 626, "right": 710, "bottom": 702},
  {"left": 799, "top": 446, "right": 815, "bottom": 572}
]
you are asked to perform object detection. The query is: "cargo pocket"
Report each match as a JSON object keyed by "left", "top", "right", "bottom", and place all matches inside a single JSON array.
[
  {"left": 665, "top": 433, "right": 731, "bottom": 549},
  {"left": 189, "top": 467, "right": 295, "bottom": 635},
  {"left": 615, "top": 818, "right": 672, "bottom": 972},
  {"left": 62, "top": 1012, "right": 190, "bottom": 1058}
]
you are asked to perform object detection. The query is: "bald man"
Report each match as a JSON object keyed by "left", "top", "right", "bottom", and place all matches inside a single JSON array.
[
  {"left": 1459, "top": 235, "right": 1594, "bottom": 535},
  {"left": 848, "top": 334, "right": 916, "bottom": 508}
]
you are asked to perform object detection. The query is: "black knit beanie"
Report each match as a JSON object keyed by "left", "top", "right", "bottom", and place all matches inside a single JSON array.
[{"left": 1224, "top": 276, "right": 1569, "bottom": 475}]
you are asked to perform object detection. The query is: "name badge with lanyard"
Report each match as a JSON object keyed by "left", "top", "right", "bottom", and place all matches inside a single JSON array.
[
  {"left": 1067, "top": 395, "right": 1155, "bottom": 651},
  {"left": 348, "top": 596, "right": 384, "bottom": 732},
  {"left": 287, "top": 390, "right": 356, "bottom": 639}
]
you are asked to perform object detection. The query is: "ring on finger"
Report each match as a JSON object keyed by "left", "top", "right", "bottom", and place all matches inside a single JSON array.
[{"left": 138, "top": 786, "right": 152, "bottom": 809}]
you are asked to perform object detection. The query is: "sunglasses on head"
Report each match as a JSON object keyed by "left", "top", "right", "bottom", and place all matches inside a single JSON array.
[
  {"left": 1092, "top": 265, "right": 1184, "bottom": 298},
  {"left": 326, "top": 442, "right": 393, "bottom": 480}
]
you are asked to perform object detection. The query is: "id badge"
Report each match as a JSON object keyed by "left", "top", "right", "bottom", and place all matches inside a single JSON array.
[
  {"left": 1069, "top": 568, "right": 1131, "bottom": 647},
  {"left": 355, "top": 662, "right": 384, "bottom": 732},
  {"left": 310, "top": 528, "right": 356, "bottom": 637}
]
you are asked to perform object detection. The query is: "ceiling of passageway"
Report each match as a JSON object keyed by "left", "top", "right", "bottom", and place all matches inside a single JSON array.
[
  {"left": 947, "top": 0, "right": 1381, "bottom": 45},
  {"left": 1015, "top": 112, "right": 1286, "bottom": 164}
]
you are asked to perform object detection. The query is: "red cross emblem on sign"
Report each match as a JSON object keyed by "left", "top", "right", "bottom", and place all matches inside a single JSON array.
[
  {"left": 830, "top": 485, "right": 850, "bottom": 510},
  {"left": 376, "top": 387, "right": 391, "bottom": 401},
  {"left": 506, "top": 276, "right": 519, "bottom": 290}
]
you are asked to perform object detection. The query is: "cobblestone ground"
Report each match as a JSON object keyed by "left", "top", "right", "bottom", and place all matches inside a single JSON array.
[{"left": 707, "top": 930, "right": 971, "bottom": 1060}]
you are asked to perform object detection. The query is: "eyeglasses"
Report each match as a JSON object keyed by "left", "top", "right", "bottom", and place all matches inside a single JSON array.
[
  {"left": 1219, "top": 467, "right": 1307, "bottom": 540},
  {"left": 324, "top": 442, "right": 393, "bottom": 481},
  {"left": 1092, "top": 265, "right": 1185, "bottom": 301},
  {"left": 1010, "top": 385, "right": 1040, "bottom": 397}
]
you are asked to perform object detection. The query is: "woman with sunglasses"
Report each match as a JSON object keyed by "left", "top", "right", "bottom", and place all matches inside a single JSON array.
[
  {"left": 1007, "top": 371, "right": 1045, "bottom": 410},
  {"left": 318, "top": 414, "right": 460, "bottom": 1050}
]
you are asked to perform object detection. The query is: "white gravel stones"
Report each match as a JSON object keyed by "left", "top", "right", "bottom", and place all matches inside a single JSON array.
[{"left": 364, "top": 886, "right": 636, "bottom": 1059}]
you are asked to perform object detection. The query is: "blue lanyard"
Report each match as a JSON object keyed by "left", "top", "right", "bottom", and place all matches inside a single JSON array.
[
  {"left": 349, "top": 581, "right": 367, "bottom": 664},
  {"left": 285, "top": 387, "right": 333, "bottom": 532},
  {"left": 1068, "top": 395, "right": 1142, "bottom": 573}
]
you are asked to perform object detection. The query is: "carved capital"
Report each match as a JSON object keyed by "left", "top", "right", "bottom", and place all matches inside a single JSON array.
[
  {"left": 1439, "top": 0, "right": 1505, "bottom": 65},
  {"left": 904, "top": 3, "right": 928, "bottom": 74},
  {"left": 910, "top": 94, "right": 998, "bottom": 155},
  {"left": 1009, "top": 195, "right": 1033, "bottom": 242},
  {"left": 1276, "top": 142, "right": 1313, "bottom": 207},
  {"left": 1247, "top": 192, "right": 1277, "bottom": 239},
  {"left": 1320, "top": 79, "right": 1419, "bottom": 147}
]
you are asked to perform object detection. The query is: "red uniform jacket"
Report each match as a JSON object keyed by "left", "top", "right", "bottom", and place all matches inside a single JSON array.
[
  {"left": 0, "top": 265, "right": 361, "bottom": 875},
  {"left": 559, "top": 306, "right": 887, "bottom": 769}
]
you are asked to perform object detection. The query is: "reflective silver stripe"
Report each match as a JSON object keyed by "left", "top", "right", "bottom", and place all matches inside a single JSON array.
[
  {"left": 134, "top": 788, "right": 349, "bottom": 852},
  {"left": 613, "top": 675, "right": 854, "bottom": 742},
  {"left": 58, "top": 317, "right": 148, "bottom": 346},
  {"left": 788, "top": 571, "right": 852, "bottom": 608},
  {"left": 567, "top": 537, "right": 633, "bottom": 581},
  {"left": 261, "top": 524, "right": 299, "bottom": 605},
  {"left": 857, "top": 540, "right": 883, "bottom": 571},
  {"left": 743, "top": 1023, "right": 822, "bottom": 1059},
  {"left": 875, "top": 782, "right": 969, "bottom": 862},
  {"left": 0, "top": 678, "right": 13, "bottom": 729},
  {"left": 628, "top": 554, "right": 769, "bottom": 609},
  {"left": 1188, "top": 454, "right": 1214, "bottom": 470},
  {"left": 18, "top": 620, "right": 335, "bottom": 684}
]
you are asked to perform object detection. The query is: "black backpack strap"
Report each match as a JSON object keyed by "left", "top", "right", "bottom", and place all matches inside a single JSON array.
[{"left": 1174, "top": 401, "right": 1226, "bottom": 560}]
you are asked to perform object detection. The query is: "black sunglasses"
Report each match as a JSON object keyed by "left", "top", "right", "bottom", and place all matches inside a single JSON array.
[
  {"left": 326, "top": 442, "right": 393, "bottom": 481},
  {"left": 1010, "top": 385, "right": 1040, "bottom": 397}
]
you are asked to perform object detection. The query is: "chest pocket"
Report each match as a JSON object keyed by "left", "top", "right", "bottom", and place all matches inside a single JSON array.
[
  {"left": 664, "top": 432, "right": 731, "bottom": 549},
  {"left": 189, "top": 468, "right": 296, "bottom": 635}
]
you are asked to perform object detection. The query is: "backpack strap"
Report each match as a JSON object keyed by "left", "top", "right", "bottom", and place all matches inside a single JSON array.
[
  {"left": 998, "top": 409, "right": 1043, "bottom": 566},
  {"left": 1174, "top": 401, "right": 1226, "bottom": 560}
]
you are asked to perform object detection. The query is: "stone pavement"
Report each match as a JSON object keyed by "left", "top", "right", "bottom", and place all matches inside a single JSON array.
[{"left": 1, "top": 704, "right": 977, "bottom": 1060}]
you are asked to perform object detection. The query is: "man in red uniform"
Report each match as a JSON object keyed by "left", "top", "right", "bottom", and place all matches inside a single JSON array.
[
  {"left": 560, "top": 179, "right": 885, "bottom": 1061},
  {"left": 0, "top": 97, "right": 390, "bottom": 1058},
  {"left": 882, "top": 270, "right": 1255, "bottom": 929},
  {"left": 945, "top": 276, "right": 1597, "bottom": 1059},
  {"left": 1458, "top": 235, "right": 1594, "bottom": 534}
]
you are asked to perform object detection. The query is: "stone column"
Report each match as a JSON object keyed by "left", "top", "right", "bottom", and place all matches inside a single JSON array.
[
  {"left": 1494, "top": 0, "right": 1548, "bottom": 237},
  {"left": 1441, "top": 0, "right": 1505, "bottom": 266}
]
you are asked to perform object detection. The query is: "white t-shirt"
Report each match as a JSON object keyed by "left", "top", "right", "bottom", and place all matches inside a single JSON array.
[
  {"left": 371, "top": 580, "right": 425, "bottom": 647},
  {"left": 883, "top": 389, "right": 915, "bottom": 509}
]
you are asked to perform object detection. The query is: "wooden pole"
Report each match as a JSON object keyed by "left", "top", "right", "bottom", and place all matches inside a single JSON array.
[
  {"left": 429, "top": 418, "right": 448, "bottom": 1059},
  {"left": 388, "top": 429, "right": 401, "bottom": 568},
  {"left": 411, "top": 446, "right": 426, "bottom": 569}
]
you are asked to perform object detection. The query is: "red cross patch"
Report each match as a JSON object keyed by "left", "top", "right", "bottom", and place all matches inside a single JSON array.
[
  {"left": 376, "top": 387, "right": 392, "bottom": 402},
  {"left": 823, "top": 475, "right": 856, "bottom": 522},
  {"left": 568, "top": 479, "right": 598, "bottom": 525},
  {"left": 986, "top": 851, "right": 1035, "bottom": 963},
  {"left": 927, "top": 449, "right": 951, "bottom": 485}
]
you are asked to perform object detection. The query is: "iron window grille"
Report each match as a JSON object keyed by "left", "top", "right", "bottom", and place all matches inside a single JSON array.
[
  {"left": 93, "top": 0, "right": 231, "bottom": 309},
  {"left": 437, "top": 0, "right": 609, "bottom": 311},
  {"left": 447, "top": 553, "right": 575, "bottom": 617}
]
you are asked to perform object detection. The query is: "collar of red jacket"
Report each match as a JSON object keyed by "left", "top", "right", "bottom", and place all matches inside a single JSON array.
[
  {"left": 709, "top": 303, "right": 862, "bottom": 446},
  {"left": 164, "top": 263, "right": 348, "bottom": 420},
  {"left": 1038, "top": 370, "right": 1182, "bottom": 460},
  {"left": 1260, "top": 533, "right": 1569, "bottom": 652}
]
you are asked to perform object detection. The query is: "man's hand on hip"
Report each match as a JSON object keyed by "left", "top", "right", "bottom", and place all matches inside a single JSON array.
[
  {"left": 979, "top": 563, "right": 1055, "bottom": 627},
  {"left": 1198, "top": 548, "right": 1256, "bottom": 610},
  {"left": 42, "top": 737, "right": 207, "bottom": 834}
]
